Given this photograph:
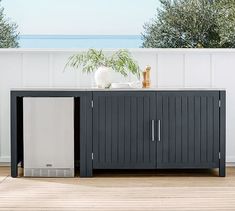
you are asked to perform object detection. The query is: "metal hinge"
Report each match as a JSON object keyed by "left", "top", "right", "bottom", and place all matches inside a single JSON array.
[
  {"left": 219, "top": 100, "right": 221, "bottom": 108},
  {"left": 92, "top": 153, "right": 94, "bottom": 160},
  {"left": 219, "top": 152, "right": 221, "bottom": 160},
  {"left": 91, "top": 100, "right": 94, "bottom": 108}
]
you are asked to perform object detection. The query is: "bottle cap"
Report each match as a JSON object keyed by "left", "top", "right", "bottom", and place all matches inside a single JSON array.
[{"left": 146, "top": 65, "right": 151, "bottom": 71}]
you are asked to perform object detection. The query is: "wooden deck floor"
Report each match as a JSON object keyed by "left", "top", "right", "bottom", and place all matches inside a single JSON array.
[{"left": 0, "top": 167, "right": 235, "bottom": 210}]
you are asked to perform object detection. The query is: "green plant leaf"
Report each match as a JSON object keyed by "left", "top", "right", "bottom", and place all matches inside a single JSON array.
[{"left": 65, "top": 49, "right": 141, "bottom": 78}]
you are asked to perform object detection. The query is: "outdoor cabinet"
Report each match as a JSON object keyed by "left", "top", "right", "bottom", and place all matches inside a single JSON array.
[
  {"left": 11, "top": 90, "right": 225, "bottom": 178},
  {"left": 92, "top": 91, "right": 225, "bottom": 177}
]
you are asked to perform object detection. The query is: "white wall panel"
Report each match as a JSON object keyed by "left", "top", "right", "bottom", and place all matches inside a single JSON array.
[
  {"left": 185, "top": 54, "right": 211, "bottom": 87},
  {"left": 158, "top": 53, "right": 184, "bottom": 87},
  {"left": 0, "top": 53, "right": 22, "bottom": 159},
  {"left": 22, "top": 53, "right": 50, "bottom": 87},
  {"left": 0, "top": 49, "right": 234, "bottom": 163},
  {"left": 52, "top": 53, "right": 77, "bottom": 87},
  {"left": 212, "top": 54, "right": 235, "bottom": 162}
]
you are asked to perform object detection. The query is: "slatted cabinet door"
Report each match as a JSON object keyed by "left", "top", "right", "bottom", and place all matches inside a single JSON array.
[
  {"left": 93, "top": 92, "right": 156, "bottom": 169},
  {"left": 156, "top": 91, "right": 220, "bottom": 169}
]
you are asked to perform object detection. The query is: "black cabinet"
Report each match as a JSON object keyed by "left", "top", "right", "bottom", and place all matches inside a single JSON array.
[
  {"left": 92, "top": 91, "right": 225, "bottom": 177},
  {"left": 11, "top": 90, "right": 225, "bottom": 178},
  {"left": 156, "top": 92, "right": 220, "bottom": 169},
  {"left": 93, "top": 92, "right": 156, "bottom": 169}
]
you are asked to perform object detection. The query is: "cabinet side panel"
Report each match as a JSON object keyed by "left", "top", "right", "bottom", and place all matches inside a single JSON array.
[{"left": 219, "top": 91, "right": 226, "bottom": 177}]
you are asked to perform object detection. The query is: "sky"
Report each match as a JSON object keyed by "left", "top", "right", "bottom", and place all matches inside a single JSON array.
[{"left": 2, "top": 0, "right": 160, "bottom": 35}]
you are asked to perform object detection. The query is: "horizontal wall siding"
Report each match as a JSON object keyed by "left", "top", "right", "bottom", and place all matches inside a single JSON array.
[
  {"left": 157, "top": 92, "right": 220, "bottom": 168},
  {"left": 0, "top": 49, "right": 234, "bottom": 162}
]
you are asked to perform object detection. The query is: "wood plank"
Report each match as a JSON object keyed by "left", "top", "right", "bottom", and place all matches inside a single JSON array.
[
  {"left": 181, "top": 96, "right": 188, "bottom": 164},
  {"left": 0, "top": 167, "right": 235, "bottom": 211},
  {"left": 200, "top": 96, "right": 207, "bottom": 163},
  {"left": 162, "top": 96, "right": 169, "bottom": 164},
  {"left": 105, "top": 96, "right": 112, "bottom": 164},
  {"left": 118, "top": 96, "right": 125, "bottom": 164},
  {"left": 207, "top": 96, "right": 213, "bottom": 163},
  {"left": 194, "top": 96, "right": 201, "bottom": 164},
  {"left": 175, "top": 96, "right": 182, "bottom": 164},
  {"left": 143, "top": 96, "right": 150, "bottom": 163},
  {"left": 188, "top": 96, "right": 195, "bottom": 163},
  {"left": 99, "top": 96, "right": 106, "bottom": 164},
  {"left": 124, "top": 96, "right": 131, "bottom": 164},
  {"left": 111, "top": 97, "right": 118, "bottom": 164},
  {"left": 169, "top": 96, "right": 176, "bottom": 163},
  {"left": 130, "top": 97, "right": 137, "bottom": 163},
  {"left": 137, "top": 97, "right": 144, "bottom": 163}
]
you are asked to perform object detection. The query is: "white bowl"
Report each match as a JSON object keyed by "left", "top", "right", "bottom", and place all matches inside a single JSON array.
[{"left": 111, "top": 83, "right": 131, "bottom": 89}]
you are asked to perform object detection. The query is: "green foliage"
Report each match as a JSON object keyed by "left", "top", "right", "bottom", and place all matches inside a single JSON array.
[
  {"left": 0, "top": 0, "right": 19, "bottom": 48},
  {"left": 65, "top": 49, "right": 141, "bottom": 78},
  {"left": 142, "top": 0, "right": 235, "bottom": 48}
]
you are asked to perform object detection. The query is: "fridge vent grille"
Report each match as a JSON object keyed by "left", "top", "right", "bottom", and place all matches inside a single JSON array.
[{"left": 24, "top": 168, "right": 74, "bottom": 177}]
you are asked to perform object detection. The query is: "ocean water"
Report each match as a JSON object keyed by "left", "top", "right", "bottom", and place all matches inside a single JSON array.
[{"left": 19, "top": 35, "right": 143, "bottom": 48}]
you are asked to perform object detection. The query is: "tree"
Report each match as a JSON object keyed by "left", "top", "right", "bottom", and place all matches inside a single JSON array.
[
  {"left": 142, "top": 0, "right": 235, "bottom": 48},
  {"left": 0, "top": 0, "right": 19, "bottom": 48}
]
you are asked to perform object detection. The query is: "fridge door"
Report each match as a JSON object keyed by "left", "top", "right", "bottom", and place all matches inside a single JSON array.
[{"left": 23, "top": 97, "right": 74, "bottom": 177}]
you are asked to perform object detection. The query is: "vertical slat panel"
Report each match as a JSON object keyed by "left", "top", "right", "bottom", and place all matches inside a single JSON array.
[
  {"left": 157, "top": 94, "right": 163, "bottom": 164},
  {"left": 105, "top": 96, "right": 112, "bottom": 164},
  {"left": 219, "top": 91, "right": 226, "bottom": 177},
  {"left": 207, "top": 96, "right": 213, "bottom": 163},
  {"left": 157, "top": 91, "right": 220, "bottom": 169},
  {"left": 93, "top": 92, "right": 155, "bottom": 169},
  {"left": 181, "top": 96, "right": 188, "bottom": 163},
  {"left": 143, "top": 96, "right": 150, "bottom": 163},
  {"left": 124, "top": 96, "right": 131, "bottom": 164},
  {"left": 200, "top": 96, "right": 207, "bottom": 162},
  {"left": 137, "top": 97, "right": 144, "bottom": 163},
  {"left": 130, "top": 96, "right": 137, "bottom": 163},
  {"left": 111, "top": 96, "right": 118, "bottom": 163},
  {"left": 169, "top": 96, "right": 176, "bottom": 162},
  {"left": 85, "top": 93, "right": 93, "bottom": 177},
  {"left": 188, "top": 96, "right": 195, "bottom": 163},
  {"left": 175, "top": 96, "right": 182, "bottom": 163},
  {"left": 150, "top": 94, "right": 156, "bottom": 165},
  {"left": 99, "top": 96, "right": 106, "bottom": 164},
  {"left": 162, "top": 96, "right": 169, "bottom": 164},
  {"left": 92, "top": 95, "right": 99, "bottom": 166},
  {"left": 213, "top": 96, "right": 220, "bottom": 163},
  {"left": 194, "top": 96, "right": 201, "bottom": 164},
  {"left": 118, "top": 96, "right": 125, "bottom": 164}
]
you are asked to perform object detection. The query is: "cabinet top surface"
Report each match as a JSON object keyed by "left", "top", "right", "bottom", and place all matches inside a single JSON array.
[{"left": 11, "top": 87, "right": 225, "bottom": 92}]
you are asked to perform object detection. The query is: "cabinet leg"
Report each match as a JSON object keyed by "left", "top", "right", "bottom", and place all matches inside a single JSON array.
[
  {"left": 80, "top": 169, "right": 93, "bottom": 178},
  {"left": 219, "top": 166, "right": 226, "bottom": 177},
  {"left": 80, "top": 161, "right": 93, "bottom": 177},
  {"left": 11, "top": 165, "right": 18, "bottom": 178}
]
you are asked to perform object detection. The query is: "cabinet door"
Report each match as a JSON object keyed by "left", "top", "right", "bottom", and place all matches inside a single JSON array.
[
  {"left": 157, "top": 91, "right": 220, "bottom": 169},
  {"left": 93, "top": 92, "right": 156, "bottom": 169}
]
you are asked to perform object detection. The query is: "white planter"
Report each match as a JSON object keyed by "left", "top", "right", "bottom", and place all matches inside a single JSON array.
[{"left": 94, "top": 66, "right": 113, "bottom": 88}]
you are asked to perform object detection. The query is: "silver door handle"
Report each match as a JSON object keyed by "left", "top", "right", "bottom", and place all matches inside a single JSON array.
[
  {"left": 151, "top": 120, "right": 155, "bottom": 141},
  {"left": 158, "top": 119, "right": 161, "bottom": 141},
  {"left": 158, "top": 120, "right": 161, "bottom": 141}
]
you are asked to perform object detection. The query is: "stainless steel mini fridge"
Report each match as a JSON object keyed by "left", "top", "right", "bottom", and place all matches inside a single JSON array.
[{"left": 23, "top": 97, "right": 74, "bottom": 177}]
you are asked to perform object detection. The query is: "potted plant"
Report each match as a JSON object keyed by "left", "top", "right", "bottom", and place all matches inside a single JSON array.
[{"left": 65, "top": 49, "right": 140, "bottom": 88}]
